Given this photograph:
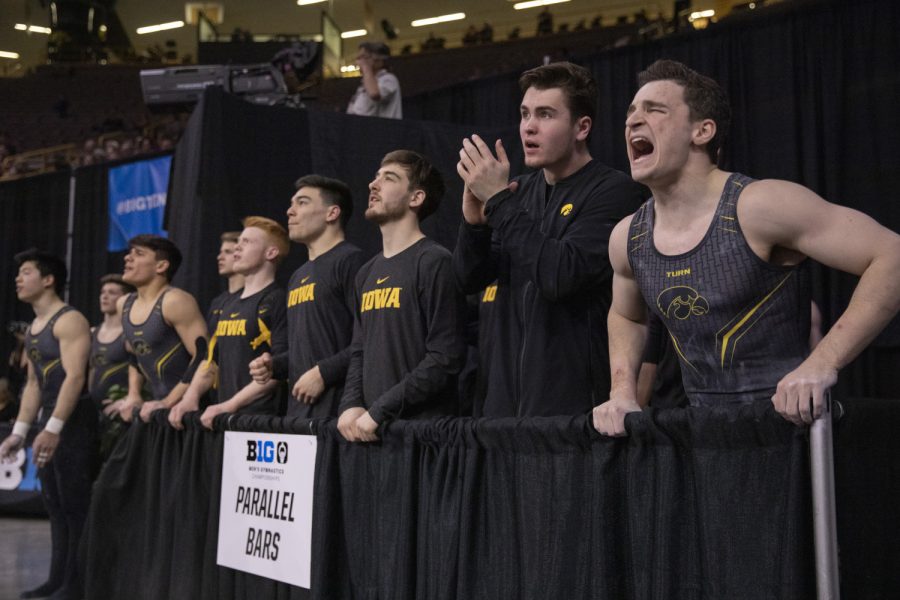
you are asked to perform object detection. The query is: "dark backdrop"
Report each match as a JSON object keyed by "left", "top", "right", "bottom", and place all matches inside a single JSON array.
[
  {"left": 2, "top": 0, "right": 899, "bottom": 400},
  {"left": 165, "top": 86, "right": 522, "bottom": 303}
]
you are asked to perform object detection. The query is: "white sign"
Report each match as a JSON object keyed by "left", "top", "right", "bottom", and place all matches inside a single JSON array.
[{"left": 217, "top": 432, "right": 317, "bottom": 588}]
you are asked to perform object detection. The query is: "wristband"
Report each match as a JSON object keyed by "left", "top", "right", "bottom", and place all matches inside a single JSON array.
[
  {"left": 44, "top": 416, "right": 65, "bottom": 435},
  {"left": 12, "top": 421, "right": 29, "bottom": 438}
]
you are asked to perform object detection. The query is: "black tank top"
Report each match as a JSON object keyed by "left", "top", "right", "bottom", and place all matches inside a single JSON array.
[
  {"left": 627, "top": 173, "right": 811, "bottom": 405},
  {"left": 122, "top": 290, "right": 191, "bottom": 400},
  {"left": 88, "top": 327, "right": 130, "bottom": 405},
  {"left": 25, "top": 306, "right": 75, "bottom": 413}
]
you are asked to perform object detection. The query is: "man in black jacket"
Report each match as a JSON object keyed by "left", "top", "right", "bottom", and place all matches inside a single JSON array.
[{"left": 454, "top": 61, "right": 646, "bottom": 417}]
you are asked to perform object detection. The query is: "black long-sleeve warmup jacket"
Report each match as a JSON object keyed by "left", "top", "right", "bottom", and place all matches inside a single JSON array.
[{"left": 453, "top": 159, "right": 646, "bottom": 416}]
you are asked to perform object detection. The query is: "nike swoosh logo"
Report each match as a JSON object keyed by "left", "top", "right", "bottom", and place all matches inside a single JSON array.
[
  {"left": 230, "top": 312, "right": 240, "bottom": 318},
  {"left": 376, "top": 276, "right": 390, "bottom": 284},
  {"left": 301, "top": 276, "right": 311, "bottom": 283},
  {"left": 258, "top": 308, "right": 268, "bottom": 314}
]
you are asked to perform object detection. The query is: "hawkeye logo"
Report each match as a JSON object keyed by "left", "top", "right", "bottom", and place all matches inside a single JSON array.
[
  {"left": 657, "top": 286, "right": 709, "bottom": 320},
  {"left": 216, "top": 319, "right": 248, "bottom": 337},
  {"left": 27, "top": 347, "right": 42, "bottom": 363},
  {"left": 131, "top": 339, "right": 152, "bottom": 356},
  {"left": 90, "top": 348, "right": 108, "bottom": 368},
  {"left": 361, "top": 287, "right": 402, "bottom": 312},
  {"left": 560, "top": 203, "right": 573, "bottom": 216},
  {"left": 288, "top": 283, "right": 316, "bottom": 307},
  {"left": 246, "top": 440, "right": 288, "bottom": 464},
  {"left": 482, "top": 284, "right": 498, "bottom": 303}
]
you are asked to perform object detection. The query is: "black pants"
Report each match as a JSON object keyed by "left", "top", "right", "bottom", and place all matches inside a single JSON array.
[{"left": 37, "top": 397, "right": 98, "bottom": 596}]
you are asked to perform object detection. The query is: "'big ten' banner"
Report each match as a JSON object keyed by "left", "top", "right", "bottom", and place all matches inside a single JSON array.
[
  {"left": 218, "top": 432, "right": 317, "bottom": 589},
  {"left": 107, "top": 155, "right": 173, "bottom": 251}
]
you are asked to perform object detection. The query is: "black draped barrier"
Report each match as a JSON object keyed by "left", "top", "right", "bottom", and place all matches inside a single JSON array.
[{"left": 80, "top": 399, "right": 900, "bottom": 599}]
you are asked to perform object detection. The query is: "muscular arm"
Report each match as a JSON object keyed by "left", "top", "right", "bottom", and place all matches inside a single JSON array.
[
  {"left": 592, "top": 216, "right": 648, "bottom": 436},
  {"left": 742, "top": 180, "right": 900, "bottom": 422},
  {"left": 48, "top": 310, "right": 91, "bottom": 422},
  {"left": 14, "top": 361, "right": 41, "bottom": 425},
  {"left": 160, "top": 289, "right": 207, "bottom": 407}
]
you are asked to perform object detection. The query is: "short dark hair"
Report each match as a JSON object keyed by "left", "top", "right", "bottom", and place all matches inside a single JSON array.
[
  {"left": 14, "top": 249, "right": 67, "bottom": 295},
  {"left": 519, "top": 61, "right": 598, "bottom": 122},
  {"left": 220, "top": 231, "right": 240, "bottom": 244},
  {"left": 294, "top": 174, "right": 354, "bottom": 228},
  {"left": 381, "top": 150, "right": 445, "bottom": 221},
  {"left": 358, "top": 41, "right": 390, "bottom": 61},
  {"left": 636, "top": 59, "right": 731, "bottom": 164},
  {"left": 100, "top": 273, "right": 136, "bottom": 294},
  {"left": 128, "top": 234, "right": 182, "bottom": 281}
]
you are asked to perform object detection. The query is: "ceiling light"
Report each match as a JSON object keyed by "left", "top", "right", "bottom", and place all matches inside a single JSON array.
[
  {"left": 136, "top": 20, "right": 185, "bottom": 35},
  {"left": 513, "top": 0, "right": 570, "bottom": 10},
  {"left": 688, "top": 9, "right": 715, "bottom": 21},
  {"left": 341, "top": 29, "right": 367, "bottom": 39},
  {"left": 411, "top": 13, "right": 465, "bottom": 27},
  {"left": 14, "top": 23, "right": 52, "bottom": 34},
  {"left": 297, "top": 0, "right": 327, "bottom": 5},
  {"left": 0, "top": 51, "right": 21, "bottom": 59}
]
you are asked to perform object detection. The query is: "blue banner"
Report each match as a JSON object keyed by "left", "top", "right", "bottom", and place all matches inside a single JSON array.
[{"left": 107, "top": 155, "right": 172, "bottom": 251}]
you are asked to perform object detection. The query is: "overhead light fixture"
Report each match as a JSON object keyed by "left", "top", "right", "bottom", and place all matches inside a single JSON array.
[
  {"left": 411, "top": 13, "right": 465, "bottom": 27},
  {"left": 688, "top": 9, "right": 715, "bottom": 21},
  {"left": 340, "top": 65, "right": 360, "bottom": 73},
  {"left": 136, "top": 20, "right": 185, "bottom": 35},
  {"left": 513, "top": 0, "right": 570, "bottom": 10},
  {"left": 297, "top": 0, "right": 327, "bottom": 5},
  {"left": 14, "top": 23, "right": 52, "bottom": 34},
  {"left": 0, "top": 51, "right": 21, "bottom": 59},
  {"left": 341, "top": 29, "right": 367, "bottom": 39}
]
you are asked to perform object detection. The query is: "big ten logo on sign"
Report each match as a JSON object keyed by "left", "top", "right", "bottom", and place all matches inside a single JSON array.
[
  {"left": 219, "top": 432, "right": 317, "bottom": 588},
  {"left": 1, "top": 448, "right": 42, "bottom": 492},
  {"left": 0, "top": 449, "right": 25, "bottom": 490},
  {"left": 246, "top": 440, "right": 288, "bottom": 464}
]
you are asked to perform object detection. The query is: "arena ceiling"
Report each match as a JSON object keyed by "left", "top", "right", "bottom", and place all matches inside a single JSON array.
[{"left": 1, "top": 0, "right": 710, "bottom": 71}]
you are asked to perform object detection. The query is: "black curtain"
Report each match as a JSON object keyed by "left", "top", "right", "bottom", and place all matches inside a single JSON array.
[
  {"left": 0, "top": 172, "right": 71, "bottom": 373},
  {"left": 81, "top": 399, "right": 900, "bottom": 599},
  {"left": 165, "top": 86, "right": 522, "bottom": 313},
  {"left": 0, "top": 159, "right": 166, "bottom": 375}
]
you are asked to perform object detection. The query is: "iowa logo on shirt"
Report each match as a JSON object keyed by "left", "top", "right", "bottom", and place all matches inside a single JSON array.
[
  {"left": 288, "top": 282, "right": 316, "bottom": 307},
  {"left": 27, "top": 347, "right": 42, "bottom": 363},
  {"left": 91, "top": 348, "right": 109, "bottom": 368},
  {"left": 131, "top": 338, "right": 152, "bottom": 356},
  {"left": 361, "top": 287, "right": 402, "bottom": 312},
  {"left": 216, "top": 318, "right": 248, "bottom": 337},
  {"left": 657, "top": 286, "right": 709, "bottom": 320},
  {"left": 560, "top": 203, "right": 573, "bottom": 216}
]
